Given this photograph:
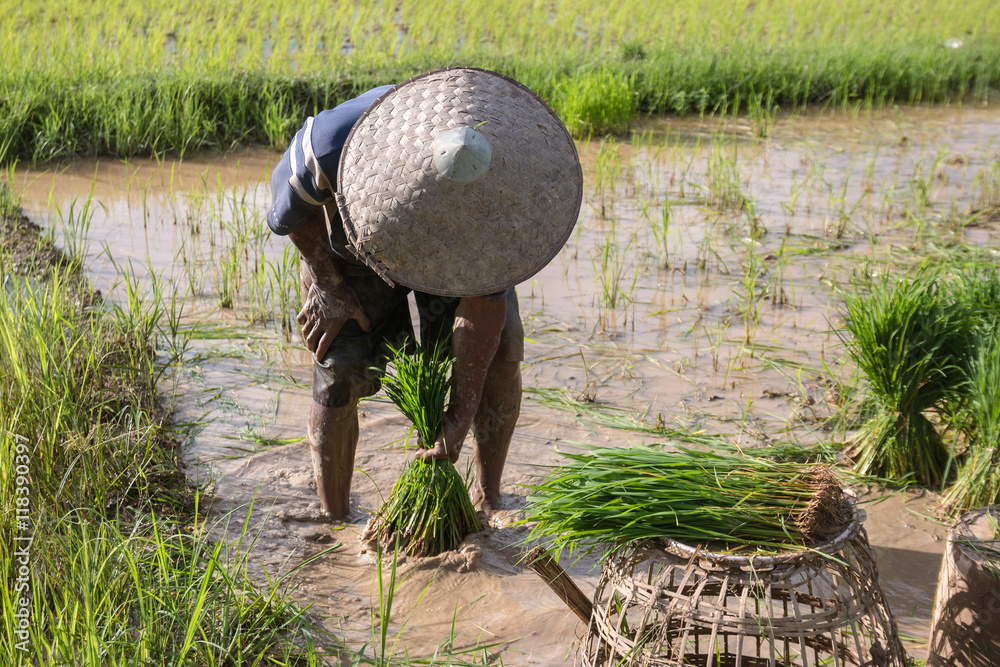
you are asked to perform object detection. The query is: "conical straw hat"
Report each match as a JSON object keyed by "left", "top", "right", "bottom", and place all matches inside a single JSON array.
[{"left": 334, "top": 67, "right": 583, "bottom": 296}]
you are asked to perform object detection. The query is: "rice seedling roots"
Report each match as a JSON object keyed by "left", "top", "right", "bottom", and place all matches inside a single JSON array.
[
  {"left": 364, "top": 458, "right": 482, "bottom": 558},
  {"left": 795, "top": 467, "right": 852, "bottom": 545}
]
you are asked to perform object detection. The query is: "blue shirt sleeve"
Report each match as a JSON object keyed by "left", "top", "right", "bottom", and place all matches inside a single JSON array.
[{"left": 267, "top": 84, "right": 394, "bottom": 235}]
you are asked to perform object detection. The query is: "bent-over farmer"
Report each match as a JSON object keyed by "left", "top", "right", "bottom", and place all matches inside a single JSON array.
[{"left": 266, "top": 68, "right": 582, "bottom": 520}]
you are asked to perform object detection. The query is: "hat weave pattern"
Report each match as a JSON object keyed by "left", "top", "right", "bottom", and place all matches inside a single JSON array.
[{"left": 336, "top": 67, "right": 583, "bottom": 296}]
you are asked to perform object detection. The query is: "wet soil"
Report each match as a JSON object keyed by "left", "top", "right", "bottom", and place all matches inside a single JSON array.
[
  {"left": 1, "top": 212, "right": 70, "bottom": 275},
  {"left": 13, "top": 104, "right": 1000, "bottom": 663}
]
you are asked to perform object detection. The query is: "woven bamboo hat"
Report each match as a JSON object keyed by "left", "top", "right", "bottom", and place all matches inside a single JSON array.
[{"left": 334, "top": 67, "right": 583, "bottom": 296}]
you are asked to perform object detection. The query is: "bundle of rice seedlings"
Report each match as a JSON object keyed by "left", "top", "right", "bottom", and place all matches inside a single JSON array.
[
  {"left": 839, "top": 269, "right": 975, "bottom": 486},
  {"left": 523, "top": 445, "right": 850, "bottom": 558},
  {"left": 943, "top": 329, "right": 1000, "bottom": 512},
  {"left": 950, "top": 267, "right": 1000, "bottom": 328},
  {"left": 366, "top": 341, "right": 482, "bottom": 557}
]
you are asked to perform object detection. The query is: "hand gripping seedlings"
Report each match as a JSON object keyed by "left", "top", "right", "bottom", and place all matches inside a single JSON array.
[{"left": 365, "top": 341, "right": 482, "bottom": 557}]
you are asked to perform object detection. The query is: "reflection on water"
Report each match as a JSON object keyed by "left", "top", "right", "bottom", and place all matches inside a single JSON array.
[{"left": 13, "top": 105, "right": 1000, "bottom": 662}]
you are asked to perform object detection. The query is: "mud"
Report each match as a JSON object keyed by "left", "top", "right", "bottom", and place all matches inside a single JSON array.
[
  {"left": 1, "top": 211, "right": 71, "bottom": 275},
  {"left": 14, "top": 104, "right": 1000, "bottom": 663}
]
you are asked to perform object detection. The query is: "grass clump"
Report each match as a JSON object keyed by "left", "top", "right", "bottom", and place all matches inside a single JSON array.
[
  {"left": 523, "top": 445, "right": 850, "bottom": 558},
  {"left": 838, "top": 266, "right": 1000, "bottom": 509},
  {"left": 940, "top": 269, "right": 1000, "bottom": 511},
  {"left": 366, "top": 341, "right": 482, "bottom": 558},
  {"left": 943, "top": 331, "right": 1000, "bottom": 512},
  {"left": 549, "top": 70, "right": 634, "bottom": 138},
  {"left": 838, "top": 268, "right": 975, "bottom": 487}
]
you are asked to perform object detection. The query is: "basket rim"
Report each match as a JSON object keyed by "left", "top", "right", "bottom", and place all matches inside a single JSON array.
[
  {"left": 950, "top": 504, "right": 1000, "bottom": 564},
  {"left": 652, "top": 490, "right": 864, "bottom": 570}
]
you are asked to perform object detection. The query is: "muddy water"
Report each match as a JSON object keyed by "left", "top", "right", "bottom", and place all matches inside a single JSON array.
[{"left": 14, "top": 105, "right": 1000, "bottom": 663}]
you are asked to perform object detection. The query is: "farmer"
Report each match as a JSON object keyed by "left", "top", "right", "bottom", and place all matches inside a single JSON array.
[{"left": 266, "top": 68, "right": 582, "bottom": 520}]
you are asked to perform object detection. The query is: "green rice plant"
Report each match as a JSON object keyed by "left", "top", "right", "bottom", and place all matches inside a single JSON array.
[
  {"left": 950, "top": 267, "right": 1000, "bottom": 331},
  {"left": 734, "top": 236, "right": 766, "bottom": 344},
  {"left": 272, "top": 244, "right": 301, "bottom": 338},
  {"left": 838, "top": 268, "right": 976, "bottom": 486},
  {"left": 522, "top": 387, "right": 722, "bottom": 445},
  {"left": 549, "top": 70, "right": 634, "bottom": 138},
  {"left": 366, "top": 341, "right": 482, "bottom": 557},
  {"left": 647, "top": 195, "right": 673, "bottom": 270},
  {"left": 593, "top": 138, "right": 623, "bottom": 193},
  {"left": 828, "top": 170, "right": 864, "bottom": 239},
  {"left": 969, "top": 160, "right": 1000, "bottom": 221},
  {"left": 244, "top": 252, "right": 271, "bottom": 324},
  {"left": 0, "top": 269, "right": 336, "bottom": 664},
  {"left": 0, "top": 504, "right": 339, "bottom": 666},
  {"left": 523, "top": 445, "right": 850, "bottom": 558},
  {"left": 259, "top": 88, "right": 298, "bottom": 151},
  {"left": 592, "top": 225, "right": 638, "bottom": 311},
  {"left": 746, "top": 86, "right": 777, "bottom": 139},
  {"left": 52, "top": 189, "right": 100, "bottom": 272},
  {"left": 943, "top": 329, "right": 1000, "bottom": 512},
  {"left": 703, "top": 142, "right": 752, "bottom": 212}
]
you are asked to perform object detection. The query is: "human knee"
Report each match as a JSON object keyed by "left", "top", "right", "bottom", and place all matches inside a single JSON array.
[
  {"left": 313, "top": 361, "right": 380, "bottom": 409},
  {"left": 316, "top": 381, "right": 362, "bottom": 409}
]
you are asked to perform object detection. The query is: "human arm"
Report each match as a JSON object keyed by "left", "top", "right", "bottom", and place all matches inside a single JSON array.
[
  {"left": 416, "top": 295, "right": 506, "bottom": 463},
  {"left": 287, "top": 210, "right": 371, "bottom": 361}
]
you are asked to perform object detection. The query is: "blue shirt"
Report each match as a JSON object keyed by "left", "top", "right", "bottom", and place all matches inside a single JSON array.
[{"left": 267, "top": 85, "right": 394, "bottom": 236}]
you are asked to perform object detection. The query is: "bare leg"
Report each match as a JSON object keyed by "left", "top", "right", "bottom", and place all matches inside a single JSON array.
[
  {"left": 307, "top": 398, "right": 359, "bottom": 520},
  {"left": 470, "top": 360, "right": 521, "bottom": 511}
]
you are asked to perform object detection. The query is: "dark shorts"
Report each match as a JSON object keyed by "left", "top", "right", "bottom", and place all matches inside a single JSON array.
[{"left": 303, "top": 263, "right": 524, "bottom": 408}]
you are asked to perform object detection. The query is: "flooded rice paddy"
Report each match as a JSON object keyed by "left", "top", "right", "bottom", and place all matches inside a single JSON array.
[{"left": 14, "top": 105, "right": 1000, "bottom": 663}]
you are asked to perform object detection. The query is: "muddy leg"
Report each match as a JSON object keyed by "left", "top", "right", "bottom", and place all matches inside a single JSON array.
[
  {"left": 470, "top": 359, "right": 521, "bottom": 511},
  {"left": 307, "top": 397, "right": 359, "bottom": 520}
]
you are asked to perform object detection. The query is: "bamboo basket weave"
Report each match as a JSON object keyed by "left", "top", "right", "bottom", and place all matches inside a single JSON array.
[{"left": 581, "top": 502, "right": 907, "bottom": 667}]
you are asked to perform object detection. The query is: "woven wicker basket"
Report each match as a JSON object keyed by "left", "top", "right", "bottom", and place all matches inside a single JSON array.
[
  {"left": 926, "top": 505, "right": 1000, "bottom": 666},
  {"left": 581, "top": 502, "right": 907, "bottom": 667}
]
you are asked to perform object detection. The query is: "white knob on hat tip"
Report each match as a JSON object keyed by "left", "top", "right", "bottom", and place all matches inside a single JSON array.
[{"left": 431, "top": 127, "right": 492, "bottom": 183}]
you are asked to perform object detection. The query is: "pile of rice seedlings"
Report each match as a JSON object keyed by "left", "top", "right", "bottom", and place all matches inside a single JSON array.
[
  {"left": 840, "top": 267, "right": 1000, "bottom": 509},
  {"left": 942, "top": 269, "right": 1000, "bottom": 511},
  {"left": 523, "top": 445, "right": 851, "bottom": 557},
  {"left": 365, "top": 341, "right": 482, "bottom": 557},
  {"left": 943, "top": 331, "right": 1000, "bottom": 511},
  {"left": 838, "top": 269, "right": 975, "bottom": 487}
]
